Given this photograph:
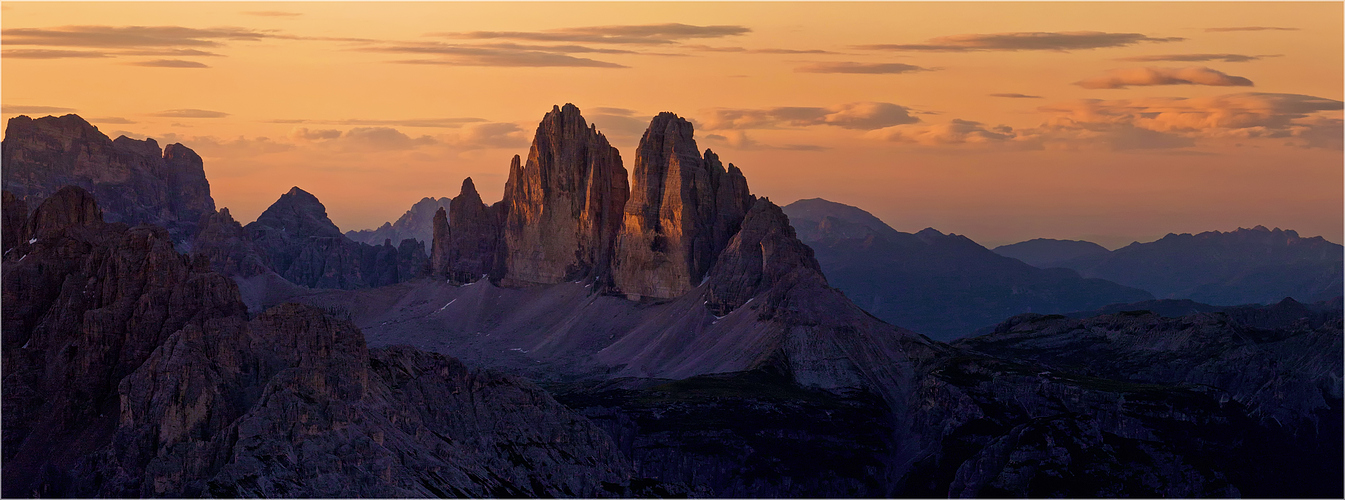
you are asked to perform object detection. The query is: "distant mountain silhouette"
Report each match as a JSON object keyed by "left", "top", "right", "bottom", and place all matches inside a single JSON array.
[
  {"left": 1038, "top": 226, "right": 1344, "bottom": 305},
  {"left": 993, "top": 238, "right": 1110, "bottom": 268},
  {"left": 345, "top": 196, "right": 451, "bottom": 251},
  {"left": 782, "top": 198, "right": 1152, "bottom": 340},
  {"left": 244, "top": 187, "right": 427, "bottom": 290}
]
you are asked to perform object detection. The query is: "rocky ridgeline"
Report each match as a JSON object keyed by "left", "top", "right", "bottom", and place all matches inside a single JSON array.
[
  {"left": 1, "top": 115, "right": 214, "bottom": 246},
  {"left": 0, "top": 186, "right": 645, "bottom": 497},
  {"left": 234, "top": 188, "right": 432, "bottom": 290},
  {"left": 428, "top": 104, "right": 776, "bottom": 306},
  {"left": 345, "top": 196, "right": 451, "bottom": 248}
]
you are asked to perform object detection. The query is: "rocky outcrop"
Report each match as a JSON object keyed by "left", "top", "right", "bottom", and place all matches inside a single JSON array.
[
  {"left": 436, "top": 178, "right": 503, "bottom": 284},
  {"left": 1, "top": 187, "right": 640, "bottom": 497},
  {"left": 2, "top": 191, "right": 29, "bottom": 254},
  {"left": 500, "top": 104, "right": 628, "bottom": 286},
  {"left": 612, "top": 113, "right": 754, "bottom": 299},
  {"left": 346, "top": 196, "right": 452, "bottom": 249},
  {"left": 705, "top": 198, "right": 823, "bottom": 316},
  {"left": 191, "top": 207, "right": 271, "bottom": 277},
  {"left": 1, "top": 114, "right": 214, "bottom": 246},
  {"left": 244, "top": 187, "right": 425, "bottom": 289},
  {"left": 1, "top": 186, "right": 246, "bottom": 496}
]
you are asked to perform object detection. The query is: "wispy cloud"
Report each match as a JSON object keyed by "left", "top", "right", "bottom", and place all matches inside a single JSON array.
[
  {"left": 267, "top": 117, "right": 486, "bottom": 128},
  {"left": 2, "top": 48, "right": 108, "bottom": 59},
  {"left": 703, "top": 130, "right": 829, "bottom": 151},
  {"left": 1076, "top": 66, "right": 1254, "bottom": 89},
  {"left": 241, "top": 11, "right": 302, "bottom": 17},
  {"left": 2, "top": 25, "right": 268, "bottom": 48},
  {"left": 363, "top": 42, "right": 629, "bottom": 68},
  {"left": 1206, "top": 26, "right": 1298, "bottom": 32},
  {"left": 866, "top": 119, "right": 1018, "bottom": 145},
  {"left": 126, "top": 59, "right": 210, "bottom": 68},
  {"left": 683, "top": 44, "right": 838, "bottom": 54},
  {"left": 867, "top": 93, "right": 1343, "bottom": 151},
  {"left": 1116, "top": 53, "right": 1274, "bottom": 63},
  {"left": 586, "top": 107, "right": 652, "bottom": 137},
  {"left": 149, "top": 108, "right": 229, "bottom": 118},
  {"left": 989, "top": 93, "right": 1042, "bottom": 99},
  {"left": 436, "top": 23, "right": 750, "bottom": 45},
  {"left": 1, "top": 105, "right": 76, "bottom": 114},
  {"left": 89, "top": 117, "right": 136, "bottom": 124},
  {"left": 703, "top": 102, "right": 919, "bottom": 130},
  {"left": 795, "top": 62, "right": 932, "bottom": 74},
  {"left": 856, "top": 31, "right": 1183, "bottom": 52}
]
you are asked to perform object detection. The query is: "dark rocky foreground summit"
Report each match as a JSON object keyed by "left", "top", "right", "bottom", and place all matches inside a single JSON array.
[
  {"left": 0, "top": 186, "right": 646, "bottom": 497},
  {"left": 3, "top": 107, "right": 1342, "bottom": 498}
]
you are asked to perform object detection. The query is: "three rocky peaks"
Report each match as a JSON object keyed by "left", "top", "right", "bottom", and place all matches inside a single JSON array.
[{"left": 431, "top": 104, "right": 767, "bottom": 303}]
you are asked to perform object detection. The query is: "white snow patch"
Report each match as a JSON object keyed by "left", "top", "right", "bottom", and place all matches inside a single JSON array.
[
  {"left": 509, "top": 347, "right": 528, "bottom": 353},
  {"left": 436, "top": 299, "right": 458, "bottom": 312},
  {"left": 21, "top": 339, "right": 30, "bottom": 349},
  {"left": 27, "top": 238, "right": 36, "bottom": 244},
  {"left": 17, "top": 255, "right": 25, "bottom": 262}
]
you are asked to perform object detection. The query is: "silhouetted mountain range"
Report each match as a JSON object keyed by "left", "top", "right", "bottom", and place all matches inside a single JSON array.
[
  {"left": 2, "top": 109, "right": 1339, "bottom": 497},
  {"left": 993, "top": 237, "right": 1111, "bottom": 268},
  {"left": 346, "top": 196, "right": 451, "bottom": 250},
  {"left": 783, "top": 198, "right": 1153, "bottom": 340},
  {"left": 995, "top": 228, "right": 1343, "bottom": 305}
]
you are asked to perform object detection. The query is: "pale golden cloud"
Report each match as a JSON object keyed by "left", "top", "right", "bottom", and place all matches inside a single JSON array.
[
  {"left": 126, "top": 59, "right": 210, "bottom": 68},
  {"left": 702, "top": 102, "right": 919, "bottom": 130},
  {"left": 1076, "top": 66, "right": 1254, "bottom": 89}
]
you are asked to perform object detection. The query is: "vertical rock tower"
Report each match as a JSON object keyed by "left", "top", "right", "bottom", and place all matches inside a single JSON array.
[
  {"left": 612, "top": 112, "right": 753, "bottom": 299},
  {"left": 499, "top": 104, "right": 629, "bottom": 286}
]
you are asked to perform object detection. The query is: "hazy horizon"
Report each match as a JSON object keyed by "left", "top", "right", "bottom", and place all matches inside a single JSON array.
[{"left": 4, "top": 2, "right": 1340, "bottom": 249}]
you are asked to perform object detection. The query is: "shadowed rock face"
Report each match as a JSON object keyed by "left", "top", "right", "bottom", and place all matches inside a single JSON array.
[
  {"left": 436, "top": 178, "right": 503, "bottom": 284},
  {"left": 1, "top": 186, "right": 638, "bottom": 497},
  {"left": 1, "top": 191, "right": 28, "bottom": 254},
  {"left": 1, "top": 114, "right": 214, "bottom": 246},
  {"left": 612, "top": 113, "right": 754, "bottom": 299},
  {"left": 191, "top": 207, "right": 271, "bottom": 277},
  {"left": 243, "top": 187, "right": 426, "bottom": 289},
  {"left": 501, "top": 104, "right": 629, "bottom": 286}
]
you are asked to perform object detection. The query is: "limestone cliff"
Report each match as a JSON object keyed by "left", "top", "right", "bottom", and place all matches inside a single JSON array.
[
  {"left": 500, "top": 104, "right": 628, "bottom": 286},
  {"left": 612, "top": 113, "right": 753, "bottom": 299}
]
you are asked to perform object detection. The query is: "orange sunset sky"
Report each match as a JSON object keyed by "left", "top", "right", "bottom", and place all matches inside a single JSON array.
[{"left": 3, "top": 1, "right": 1341, "bottom": 248}]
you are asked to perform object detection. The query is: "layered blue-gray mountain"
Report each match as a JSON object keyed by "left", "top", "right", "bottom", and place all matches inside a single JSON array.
[
  {"left": 783, "top": 198, "right": 1152, "bottom": 340},
  {"left": 996, "top": 228, "right": 1343, "bottom": 305}
]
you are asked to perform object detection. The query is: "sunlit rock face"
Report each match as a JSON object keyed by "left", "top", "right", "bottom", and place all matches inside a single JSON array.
[
  {"left": 612, "top": 112, "right": 754, "bottom": 300},
  {"left": 499, "top": 103, "right": 629, "bottom": 287}
]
